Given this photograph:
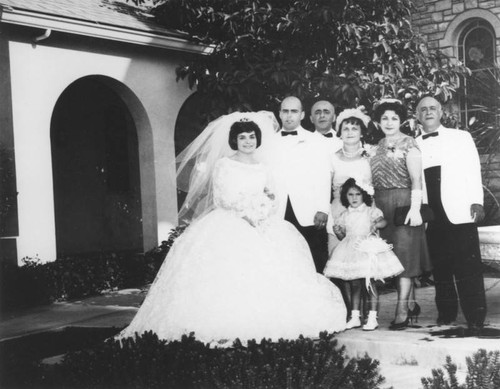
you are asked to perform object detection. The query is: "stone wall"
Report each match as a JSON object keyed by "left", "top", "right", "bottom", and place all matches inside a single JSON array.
[
  {"left": 481, "top": 153, "right": 500, "bottom": 225},
  {"left": 412, "top": 0, "right": 500, "bottom": 229},
  {"left": 412, "top": 0, "right": 500, "bottom": 55}
]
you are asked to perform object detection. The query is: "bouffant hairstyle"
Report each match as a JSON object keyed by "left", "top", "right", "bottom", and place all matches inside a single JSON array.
[
  {"left": 228, "top": 120, "right": 262, "bottom": 150},
  {"left": 337, "top": 117, "right": 368, "bottom": 138},
  {"left": 373, "top": 101, "right": 407, "bottom": 123},
  {"left": 340, "top": 178, "right": 373, "bottom": 208}
]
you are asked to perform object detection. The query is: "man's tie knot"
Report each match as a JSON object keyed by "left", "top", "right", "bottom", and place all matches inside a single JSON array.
[
  {"left": 281, "top": 131, "right": 298, "bottom": 136},
  {"left": 422, "top": 131, "right": 439, "bottom": 140},
  {"left": 323, "top": 132, "right": 334, "bottom": 138}
]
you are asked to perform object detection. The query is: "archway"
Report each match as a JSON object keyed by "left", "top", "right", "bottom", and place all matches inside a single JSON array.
[
  {"left": 174, "top": 92, "right": 207, "bottom": 211},
  {"left": 51, "top": 76, "right": 144, "bottom": 257}
]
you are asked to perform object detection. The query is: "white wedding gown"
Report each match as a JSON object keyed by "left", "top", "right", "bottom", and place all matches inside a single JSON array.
[{"left": 118, "top": 157, "right": 346, "bottom": 345}]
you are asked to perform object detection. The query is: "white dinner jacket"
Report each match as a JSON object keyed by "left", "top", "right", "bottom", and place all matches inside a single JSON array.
[
  {"left": 270, "top": 126, "right": 332, "bottom": 226},
  {"left": 416, "top": 126, "right": 483, "bottom": 225},
  {"left": 313, "top": 129, "right": 343, "bottom": 173}
]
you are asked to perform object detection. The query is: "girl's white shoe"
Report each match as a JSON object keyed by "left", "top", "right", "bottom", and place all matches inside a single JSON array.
[
  {"left": 346, "top": 310, "right": 362, "bottom": 329},
  {"left": 363, "top": 311, "right": 378, "bottom": 331}
]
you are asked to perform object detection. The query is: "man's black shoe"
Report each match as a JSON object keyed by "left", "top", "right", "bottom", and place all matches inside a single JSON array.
[
  {"left": 437, "top": 316, "right": 456, "bottom": 325},
  {"left": 467, "top": 323, "right": 483, "bottom": 337}
]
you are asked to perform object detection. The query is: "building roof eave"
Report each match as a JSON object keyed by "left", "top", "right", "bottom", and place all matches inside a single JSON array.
[{"left": 0, "top": 6, "right": 213, "bottom": 54}]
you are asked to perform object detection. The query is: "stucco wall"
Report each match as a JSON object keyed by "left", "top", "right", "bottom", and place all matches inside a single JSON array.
[{"left": 1, "top": 26, "right": 193, "bottom": 263}]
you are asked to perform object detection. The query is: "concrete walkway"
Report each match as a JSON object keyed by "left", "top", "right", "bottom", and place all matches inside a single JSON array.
[
  {"left": 337, "top": 277, "right": 500, "bottom": 388},
  {"left": 1, "top": 278, "right": 499, "bottom": 389}
]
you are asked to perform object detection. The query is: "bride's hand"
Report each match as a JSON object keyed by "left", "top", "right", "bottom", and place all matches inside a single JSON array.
[
  {"left": 242, "top": 215, "right": 256, "bottom": 227},
  {"left": 264, "top": 187, "right": 275, "bottom": 200}
]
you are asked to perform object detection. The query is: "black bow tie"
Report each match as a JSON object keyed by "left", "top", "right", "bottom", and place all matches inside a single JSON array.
[
  {"left": 281, "top": 131, "right": 298, "bottom": 136},
  {"left": 323, "top": 132, "right": 333, "bottom": 138},
  {"left": 422, "top": 131, "right": 439, "bottom": 140}
]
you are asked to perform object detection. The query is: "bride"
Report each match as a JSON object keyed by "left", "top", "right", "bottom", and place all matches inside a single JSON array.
[{"left": 117, "top": 111, "right": 346, "bottom": 346}]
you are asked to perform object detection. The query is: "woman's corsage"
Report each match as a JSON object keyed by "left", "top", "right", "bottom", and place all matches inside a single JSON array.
[
  {"left": 385, "top": 144, "right": 404, "bottom": 159},
  {"left": 361, "top": 144, "right": 376, "bottom": 158}
]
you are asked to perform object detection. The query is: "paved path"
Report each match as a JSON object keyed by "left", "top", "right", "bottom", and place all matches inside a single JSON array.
[{"left": 1, "top": 279, "right": 499, "bottom": 389}]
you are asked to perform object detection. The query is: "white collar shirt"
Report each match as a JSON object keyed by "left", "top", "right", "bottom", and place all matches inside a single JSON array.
[{"left": 419, "top": 125, "right": 443, "bottom": 169}]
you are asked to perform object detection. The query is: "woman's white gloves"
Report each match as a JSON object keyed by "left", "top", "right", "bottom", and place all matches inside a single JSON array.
[{"left": 405, "top": 189, "right": 423, "bottom": 226}]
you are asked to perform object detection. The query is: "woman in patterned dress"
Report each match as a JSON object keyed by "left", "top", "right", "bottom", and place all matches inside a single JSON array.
[{"left": 370, "top": 99, "right": 431, "bottom": 330}]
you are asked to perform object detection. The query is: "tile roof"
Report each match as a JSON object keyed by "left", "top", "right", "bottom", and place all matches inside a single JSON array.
[{"left": 0, "top": 0, "right": 186, "bottom": 38}]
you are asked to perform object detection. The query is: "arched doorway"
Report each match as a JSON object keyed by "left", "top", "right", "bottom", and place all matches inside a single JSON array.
[
  {"left": 174, "top": 92, "right": 208, "bottom": 211},
  {"left": 51, "top": 76, "right": 143, "bottom": 257}
]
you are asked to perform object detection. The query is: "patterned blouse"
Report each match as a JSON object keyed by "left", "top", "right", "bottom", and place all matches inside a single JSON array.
[{"left": 371, "top": 136, "right": 419, "bottom": 190}]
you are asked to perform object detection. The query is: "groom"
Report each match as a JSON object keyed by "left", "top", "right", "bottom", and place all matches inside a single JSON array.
[{"left": 271, "top": 96, "right": 332, "bottom": 272}]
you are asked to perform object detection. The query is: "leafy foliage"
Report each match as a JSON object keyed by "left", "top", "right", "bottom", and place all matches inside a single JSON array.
[
  {"left": 23, "top": 332, "right": 385, "bottom": 389},
  {"left": 0, "top": 226, "right": 186, "bottom": 312},
  {"left": 130, "top": 0, "right": 466, "bottom": 120},
  {"left": 421, "top": 349, "right": 500, "bottom": 389}
]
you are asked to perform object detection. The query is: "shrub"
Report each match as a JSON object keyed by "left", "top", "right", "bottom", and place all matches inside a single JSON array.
[
  {"left": 421, "top": 349, "right": 500, "bottom": 389},
  {"left": 0, "top": 227, "right": 185, "bottom": 313},
  {"left": 32, "top": 332, "right": 384, "bottom": 389}
]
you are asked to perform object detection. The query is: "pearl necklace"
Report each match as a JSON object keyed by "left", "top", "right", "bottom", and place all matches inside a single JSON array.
[{"left": 342, "top": 146, "right": 361, "bottom": 158}]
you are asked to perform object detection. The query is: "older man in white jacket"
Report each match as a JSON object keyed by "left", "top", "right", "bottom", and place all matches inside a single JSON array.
[{"left": 416, "top": 96, "right": 486, "bottom": 334}]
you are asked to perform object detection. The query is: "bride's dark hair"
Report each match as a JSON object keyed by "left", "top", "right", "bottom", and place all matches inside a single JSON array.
[{"left": 228, "top": 120, "right": 262, "bottom": 150}]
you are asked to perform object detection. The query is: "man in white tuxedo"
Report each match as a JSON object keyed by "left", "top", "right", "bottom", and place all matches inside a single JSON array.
[
  {"left": 309, "top": 99, "right": 350, "bottom": 303},
  {"left": 310, "top": 99, "right": 343, "bottom": 150},
  {"left": 310, "top": 100, "right": 343, "bottom": 252},
  {"left": 272, "top": 96, "right": 331, "bottom": 272},
  {"left": 416, "top": 96, "right": 486, "bottom": 334}
]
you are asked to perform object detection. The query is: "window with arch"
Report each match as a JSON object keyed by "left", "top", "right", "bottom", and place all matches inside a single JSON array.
[{"left": 458, "top": 19, "right": 499, "bottom": 131}]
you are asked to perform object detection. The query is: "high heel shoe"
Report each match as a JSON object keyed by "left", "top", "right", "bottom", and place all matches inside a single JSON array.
[
  {"left": 389, "top": 317, "right": 410, "bottom": 330},
  {"left": 408, "top": 302, "right": 421, "bottom": 323},
  {"left": 389, "top": 302, "right": 421, "bottom": 325}
]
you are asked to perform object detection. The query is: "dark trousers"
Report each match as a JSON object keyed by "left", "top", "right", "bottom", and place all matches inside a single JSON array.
[
  {"left": 284, "top": 197, "right": 328, "bottom": 273},
  {"left": 424, "top": 167, "right": 487, "bottom": 326}
]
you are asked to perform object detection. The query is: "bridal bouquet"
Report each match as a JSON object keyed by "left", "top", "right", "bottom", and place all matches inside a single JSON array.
[{"left": 242, "top": 189, "right": 276, "bottom": 226}]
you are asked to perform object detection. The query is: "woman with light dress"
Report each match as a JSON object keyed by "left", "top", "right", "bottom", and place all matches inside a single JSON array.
[
  {"left": 324, "top": 108, "right": 373, "bottom": 317},
  {"left": 370, "top": 99, "right": 432, "bottom": 330},
  {"left": 117, "top": 112, "right": 346, "bottom": 347},
  {"left": 326, "top": 108, "right": 373, "bottom": 255}
]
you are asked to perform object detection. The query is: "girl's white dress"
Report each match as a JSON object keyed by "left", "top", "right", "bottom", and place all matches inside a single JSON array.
[
  {"left": 118, "top": 157, "right": 346, "bottom": 345},
  {"left": 323, "top": 203, "right": 403, "bottom": 281},
  {"left": 326, "top": 153, "right": 372, "bottom": 253}
]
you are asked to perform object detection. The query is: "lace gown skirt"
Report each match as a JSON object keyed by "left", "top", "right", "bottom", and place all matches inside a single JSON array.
[{"left": 117, "top": 209, "right": 347, "bottom": 345}]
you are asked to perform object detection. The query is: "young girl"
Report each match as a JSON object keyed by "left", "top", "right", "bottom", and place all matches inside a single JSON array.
[{"left": 323, "top": 177, "right": 403, "bottom": 331}]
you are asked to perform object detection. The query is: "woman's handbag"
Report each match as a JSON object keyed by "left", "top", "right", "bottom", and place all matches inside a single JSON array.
[{"left": 394, "top": 204, "right": 434, "bottom": 226}]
